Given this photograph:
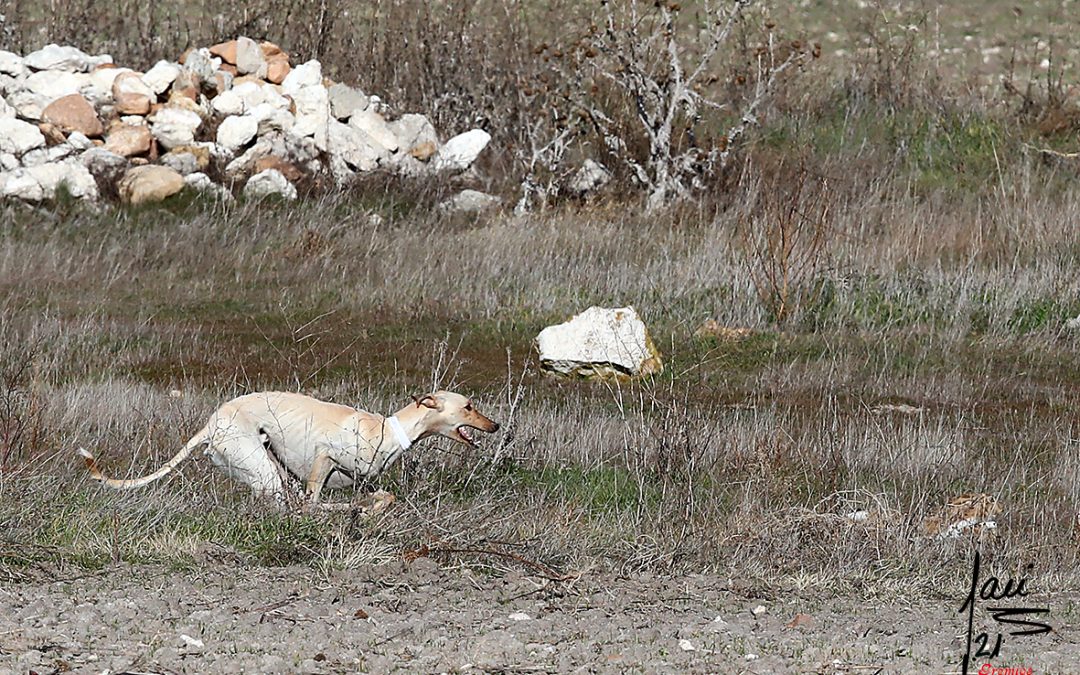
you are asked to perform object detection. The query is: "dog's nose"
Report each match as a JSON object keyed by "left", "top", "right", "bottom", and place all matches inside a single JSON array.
[{"left": 491, "top": 422, "right": 500, "bottom": 432}]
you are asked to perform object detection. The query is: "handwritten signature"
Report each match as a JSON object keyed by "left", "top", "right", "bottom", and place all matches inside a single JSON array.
[{"left": 959, "top": 550, "right": 1052, "bottom": 674}]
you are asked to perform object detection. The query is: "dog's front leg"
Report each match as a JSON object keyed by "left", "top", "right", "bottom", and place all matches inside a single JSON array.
[{"left": 304, "top": 452, "right": 337, "bottom": 509}]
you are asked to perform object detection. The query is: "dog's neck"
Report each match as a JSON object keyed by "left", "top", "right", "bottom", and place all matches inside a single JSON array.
[{"left": 386, "top": 404, "right": 432, "bottom": 447}]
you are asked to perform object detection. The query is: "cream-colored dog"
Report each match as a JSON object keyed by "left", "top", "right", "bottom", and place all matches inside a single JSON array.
[{"left": 77, "top": 390, "right": 499, "bottom": 507}]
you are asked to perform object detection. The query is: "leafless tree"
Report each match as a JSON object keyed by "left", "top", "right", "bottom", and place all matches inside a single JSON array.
[{"left": 521, "top": 0, "right": 813, "bottom": 212}]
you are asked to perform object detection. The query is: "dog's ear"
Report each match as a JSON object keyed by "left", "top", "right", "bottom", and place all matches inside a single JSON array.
[{"left": 412, "top": 394, "right": 440, "bottom": 410}]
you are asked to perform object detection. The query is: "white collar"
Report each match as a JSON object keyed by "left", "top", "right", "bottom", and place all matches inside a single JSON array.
[{"left": 386, "top": 415, "right": 412, "bottom": 450}]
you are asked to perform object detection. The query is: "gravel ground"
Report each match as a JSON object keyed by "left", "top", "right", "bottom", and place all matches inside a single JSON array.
[{"left": 1, "top": 561, "right": 1077, "bottom": 674}]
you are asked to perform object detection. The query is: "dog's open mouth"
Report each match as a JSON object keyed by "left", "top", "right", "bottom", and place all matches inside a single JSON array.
[{"left": 456, "top": 425, "right": 477, "bottom": 446}]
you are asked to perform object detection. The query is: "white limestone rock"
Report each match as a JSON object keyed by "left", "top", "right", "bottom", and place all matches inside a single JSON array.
[
  {"left": 247, "top": 103, "right": 294, "bottom": 135},
  {"left": 348, "top": 108, "right": 399, "bottom": 154},
  {"left": 4, "top": 90, "right": 46, "bottom": 120},
  {"left": 389, "top": 113, "right": 438, "bottom": 154},
  {"left": 328, "top": 82, "right": 369, "bottom": 120},
  {"left": 234, "top": 37, "right": 266, "bottom": 78},
  {"left": 184, "top": 171, "right": 233, "bottom": 201},
  {"left": 281, "top": 60, "right": 322, "bottom": 95},
  {"left": 327, "top": 119, "right": 383, "bottom": 174},
  {"left": 148, "top": 107, "right": 202, "bottom": 149},
  {"left": 434, "top": 129, "right": 490, "bottom": 171},
  {"left": 438, "top": 189, "right": 500, "bottom": 214},
  {"left": 142, "top": 60, "right": 182, "bottom": 95},
  {"left": 0, "top": 118, "right": 46, "bottom": 155},
  {"left": 243, "top": 168, "right": 296, "bottom": 200},
  {"left": 21, "top": 70, "right": 91, "bottom": 101},
  {"left": 0, "top": 51, "right": 27, "bottom": 78},
  {"left": 290, "top": 84, "right": 330, "bottom": 149},
  {"left": 216, "top": 114, "right": 259, "bottom": 153},
  {"left": 0, "top": 161, "right": 98, "bottom": 201},
  {"left": 24, "top": 44, "right": 110, "bottom": 72},
  {"left": 534, "top": 306, "right": 663, "bottom": 380}
]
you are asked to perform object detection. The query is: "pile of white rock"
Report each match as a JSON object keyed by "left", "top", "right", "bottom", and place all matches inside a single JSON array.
[{"left": 0, "top": 39, "right": 492, "bottom": 205}]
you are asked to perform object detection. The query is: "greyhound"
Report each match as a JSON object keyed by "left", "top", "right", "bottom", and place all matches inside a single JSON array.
[{"left": 77, "top": 390, "right": 499, "bottom": 508}]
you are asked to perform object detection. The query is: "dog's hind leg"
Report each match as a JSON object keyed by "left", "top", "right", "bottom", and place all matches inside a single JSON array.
[{"left": 204, "top": 424, "right": 290, "bottom": 505}]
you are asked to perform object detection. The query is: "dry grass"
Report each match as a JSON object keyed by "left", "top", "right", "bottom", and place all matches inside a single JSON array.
[{"left": 1, "top": 0, "right": 1080, "bottom": 598}]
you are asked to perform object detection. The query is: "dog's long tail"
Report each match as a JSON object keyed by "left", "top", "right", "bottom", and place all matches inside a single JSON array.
[{"left": 77, "top": 425, "right": 210, "bottom": 489}]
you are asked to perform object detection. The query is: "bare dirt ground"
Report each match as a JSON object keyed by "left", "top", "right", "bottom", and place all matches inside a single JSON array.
[{"left": 2, "top": 562, "right": 1077, "bottom": 674}]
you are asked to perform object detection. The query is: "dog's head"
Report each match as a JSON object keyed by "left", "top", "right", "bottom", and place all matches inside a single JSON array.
[{"left": 412, "top": 391, "right": 499, "bottom": 447}]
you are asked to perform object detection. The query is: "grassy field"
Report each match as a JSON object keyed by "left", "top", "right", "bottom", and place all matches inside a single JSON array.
[{"left": 2, "top": 0, "right": 1080, "bottom": 602}]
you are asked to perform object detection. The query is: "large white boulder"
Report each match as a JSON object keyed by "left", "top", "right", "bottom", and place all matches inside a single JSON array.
[
  {"left": 434, "top": 129, "right": 490, "bottom": 171},
  {"left": 4, "top": 91, "right": 46, "bottom": 120},
  {"left": 534, "top": 306, "right": 663, "bottom": 380},
  {"left": 0, "top": 118, "right": 46, "bottom": 155},
  {"left": 243, "top": 168, "right": 296, "bottom": 200},
  {"left": 211, "top": 80, "right": 288, "bottom": 116},
  {"left": 248, "top": 103, "right": 294, "bottom": 135}
]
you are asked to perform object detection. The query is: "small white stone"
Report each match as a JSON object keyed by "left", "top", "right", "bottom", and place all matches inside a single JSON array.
[
  {"left": 184, "top": 171, "right": 233, "bottom": 201},
  {"left": 752, "top": 605, "right": 766, "bottom": 616},
  {"left": 678, "top": 639, "right": 696, "bottom": 652},
  {"left": 179, "top": 634, "right": 204, "bottom": 649},
  {"left": 508, "top": 612, "right": 531, "bottom": 621}
]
